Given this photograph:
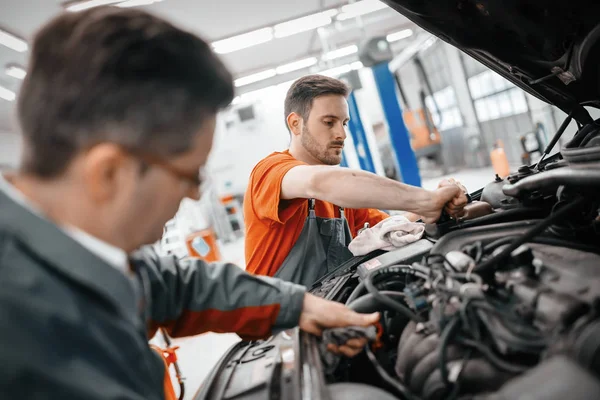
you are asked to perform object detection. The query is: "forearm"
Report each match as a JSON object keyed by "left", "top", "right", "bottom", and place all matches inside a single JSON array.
[
  {"left": 135, "top": 248, "right": 306, "bottom": 340},
  {"left": 310, "top": 167, "right": 433, "bottom": 214}
]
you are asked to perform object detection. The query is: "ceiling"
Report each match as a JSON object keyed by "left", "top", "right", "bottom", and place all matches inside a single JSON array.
[{"left": 0, "top": 0, "right": 416, "bottom": 131}]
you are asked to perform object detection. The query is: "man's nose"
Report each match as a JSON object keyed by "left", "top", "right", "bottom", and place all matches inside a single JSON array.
[{"left": 337, "top": 122, "right": 348, "bottom": 140}]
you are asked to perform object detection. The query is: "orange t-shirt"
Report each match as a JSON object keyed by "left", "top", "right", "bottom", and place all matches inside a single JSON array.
[{"left": 244, "top": 150, "right": 389, "bottom": 277}]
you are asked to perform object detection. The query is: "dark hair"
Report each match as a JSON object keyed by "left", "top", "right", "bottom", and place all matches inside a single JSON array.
[
  {"left": 17, "top": 7, "right": 234, "bottom": 178},
  {"left": 283, "top": 74, "right": 349, "bottom": 131}
]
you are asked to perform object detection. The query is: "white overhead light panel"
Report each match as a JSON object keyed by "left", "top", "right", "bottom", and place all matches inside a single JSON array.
[
  {"left": 212, "top": 28, "right": 274, "bottom": 54},
  {"left": 234, "top": 69, "right": 277, "bottom": 87},
  {"left": 337, "top": 0, "right": 388, "bottom": 21},
  {"left": 387, "top": 29, "right": 413, "bottom": 42},
  {"left": 0, "top": 85, "right": 16, "bottom": 102},
  {"left": 116, "top": 0, "right": 164, "bottom": 7},
  {"left": 275, "top": 57, "right": 317, "bottom": 75},
  {"left": 325, "top": 45, "right": 358, "bottom": 61},
  {"left": 6, "top": 65, "right": 26, "bottom": 80},
  {"left": 0, "top": 29, "right": 28, "bottom": 53},
  {"left": 65, "top": 0, "right": 122, "bottom": 12},
  {"left": 273, "top": 9, "right": 337, "bottom": 38}
]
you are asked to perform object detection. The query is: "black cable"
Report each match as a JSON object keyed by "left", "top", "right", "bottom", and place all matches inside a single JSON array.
[
  {"left": 365, "top": 345, "right": 419, "bottom": 400},
  {"left": 458, "top": 338, "right": 530, "bottom": 374},
  {"left": 474, "top": 197, "right": 587, "bottom": 275},
  {"left": 439, "top": 316, "right": 461, "bottom": 386},
  {"left": 536, "top": 111, "right": 574, "bottom": 169}
]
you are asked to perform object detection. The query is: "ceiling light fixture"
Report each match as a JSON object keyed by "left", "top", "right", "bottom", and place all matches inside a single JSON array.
[
  {"left": 212, "top": 28, "right": 274, "bottom": 54},
  {"left": 337, "top": 0, "right": 388, "bottom": 21},
  {"left": 320, "top": 61, "right": 363, "bottom": 77},
  {"left": 273, "top": 9, "right": 337, "bottom": 38},
  {"left": 234, "top": 69, "right": 277, "bottom": 87},
  {"left": 325, "top": 45, "right": 358, "bottom": 60},
  {"left": 0, "top": 29, "right": 28, "bottom": 53},
  {"left": 0, "top": 85, "right": 16, "bottom": 102},
  {"left": 6, "top": 64, "right": 26, "bottom": 80},
  {"left": 65, "top": 0, "right": 122, "bottom": 12},
  {"left": 387, "top": 28, "right": 413, "bottom": 42},
  {"left": 275, "top": 57, "right": 318, "bottom": 75}
]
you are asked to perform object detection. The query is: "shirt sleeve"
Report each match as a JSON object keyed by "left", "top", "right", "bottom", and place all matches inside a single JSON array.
[
  {"left": 249, "top": 154, "right": 306, "bottom": 224},
  {"left": 135, "top": 247, "right": 307, "bottom": 341}
]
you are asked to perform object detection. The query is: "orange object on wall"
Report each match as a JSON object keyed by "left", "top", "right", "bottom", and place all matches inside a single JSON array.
[
  {"left": 402, "top": 108, "right": 441, "bottom": 151},
  {"left": 490, "top": 140, "right": 511, "bottom": 178},
  {"left": 186, "top": 228, "right": 221, "bottom": 262}
]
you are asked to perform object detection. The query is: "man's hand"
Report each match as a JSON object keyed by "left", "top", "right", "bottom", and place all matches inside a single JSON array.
[
  {"left": 299, "top": 294, "right": 379, "bottom": 357},
  {"left": 419, "top": 185, "right": 462, "bottom": 223},
  {"left": 437, "top": 178, "right": 469, "bottom": 217}
]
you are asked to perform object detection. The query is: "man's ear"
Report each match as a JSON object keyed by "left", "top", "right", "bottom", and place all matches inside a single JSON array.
[
  {"left": 82, "top": 143, "right": 131, "bottom": 203},
  {"left": 287, "top": 112, "right": 302, "bottom": 136}
]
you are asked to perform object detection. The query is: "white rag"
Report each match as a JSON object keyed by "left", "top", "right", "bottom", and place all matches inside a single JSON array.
[{"left": 348, "top": 215, "right": 425, "bottom": 256}]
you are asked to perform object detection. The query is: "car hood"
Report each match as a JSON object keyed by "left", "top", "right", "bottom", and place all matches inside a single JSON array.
[{"left": 383, "top": 0, "right": 600, "bottom": 121}]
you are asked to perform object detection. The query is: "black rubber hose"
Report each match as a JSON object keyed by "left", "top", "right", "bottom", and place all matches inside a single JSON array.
[
  {"left": 364, "top": 276, "right": 424, "bottom": 323},
  {"left": 365, "top": 345, "right": 420, "bottom": 400},
  {"left": 474, "top": 197, "right": 587, "bottom": 275},
  {"left": 347, "top": 291, "right": 421, "bottom": 323},
  {"left": 345, "top": 281, "right": 366, "bottom": 305}
]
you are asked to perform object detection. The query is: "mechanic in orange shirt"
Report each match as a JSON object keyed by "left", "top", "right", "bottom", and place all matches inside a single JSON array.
[{"left": 244, "top": 75, "right": 468, "bottom": 287}]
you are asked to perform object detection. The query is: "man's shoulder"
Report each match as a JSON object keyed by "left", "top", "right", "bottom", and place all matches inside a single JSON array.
[{"left": 255, "top": 150, "right": 296, "bottom": 168}]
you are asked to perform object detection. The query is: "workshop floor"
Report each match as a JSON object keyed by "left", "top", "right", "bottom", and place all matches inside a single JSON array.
[{"left": 168, "top": 166, "right": 496, "bottom": 400}]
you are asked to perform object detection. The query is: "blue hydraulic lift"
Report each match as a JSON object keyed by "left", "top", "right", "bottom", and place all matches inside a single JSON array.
[
  {"left": 346, "top": 91, "right": 377, "bottom": 173},
  {"left": 372, "top": 62, "right": 422, "bottom": 187}
]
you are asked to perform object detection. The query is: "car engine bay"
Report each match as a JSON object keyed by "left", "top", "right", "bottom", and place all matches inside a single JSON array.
[
  {"left": 195, "top": 116, "right": 600, "bottom": 400},
  {"left": 309, "top": 116, "right": 600, "bottom": 400}
]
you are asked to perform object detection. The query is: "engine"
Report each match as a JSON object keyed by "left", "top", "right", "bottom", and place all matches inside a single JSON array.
[{"left": 316, "top": 119, "right": 600, "bottom": 399}]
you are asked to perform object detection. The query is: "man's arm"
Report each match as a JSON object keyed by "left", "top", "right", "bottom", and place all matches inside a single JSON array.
[
  {"left": 137, "top": 248, "right": 378, "bottom": 355},
  {"left": 281, "top": 165, "right": 464, "bottom": 223}
]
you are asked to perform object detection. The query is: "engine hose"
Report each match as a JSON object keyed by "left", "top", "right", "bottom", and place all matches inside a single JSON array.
[
  {"left": 346, "top": 281, "right": 366, "bottom": 305},
  {"left": 439, "top": 317, "right": 461, "bottom": 386},
  {"left": 365, "top": 345, "right": 420, "bottom": 400},
  {"left": 474, "top": 197, "right": 588, "bottom": 275},
  {"left": 364, "top": 274, "right": 424, "bottom": 323},
  {"left": 458, "top": 338, "right": 530, "bottom": 374},
  {"left": 347, "top": 291, "right": 418, "bottom": 319}
]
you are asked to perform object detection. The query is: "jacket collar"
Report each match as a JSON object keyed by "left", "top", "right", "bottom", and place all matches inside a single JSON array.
[{"left": 0, "top": 189, "right": 140, "bottom": 325}]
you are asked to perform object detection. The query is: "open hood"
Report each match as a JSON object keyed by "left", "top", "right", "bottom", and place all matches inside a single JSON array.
[{"left": 383, "top": 0, "right": 600, "bottom": 122}]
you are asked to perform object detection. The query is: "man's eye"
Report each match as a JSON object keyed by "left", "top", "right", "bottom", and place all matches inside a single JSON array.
[{"left": 324, "top": 120, "right": 334, "bottom": 127}]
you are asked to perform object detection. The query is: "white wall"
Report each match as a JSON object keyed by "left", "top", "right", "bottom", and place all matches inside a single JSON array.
[
  {"left": 208, "top": 84, "right": 292, "bottom": 198},
  {"left": 0, "top": 131, "right": 21, "bottom": 169}
]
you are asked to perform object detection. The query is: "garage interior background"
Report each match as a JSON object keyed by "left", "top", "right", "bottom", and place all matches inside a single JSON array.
[{"left": 1, "top": 0, "right": 600, "bottom": 399}]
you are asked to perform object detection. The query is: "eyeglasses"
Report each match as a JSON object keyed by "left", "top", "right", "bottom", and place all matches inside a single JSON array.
[{"left": 127, "top": 149, "right": 206, "bottom": 190}]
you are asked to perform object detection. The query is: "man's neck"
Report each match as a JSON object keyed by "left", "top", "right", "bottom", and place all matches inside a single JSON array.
[
  {"left": 7, "top": 173, "right": 129, "bottom": 252},
  {"left": 288, "top": 142, "right": 321, "bottom": 166}
]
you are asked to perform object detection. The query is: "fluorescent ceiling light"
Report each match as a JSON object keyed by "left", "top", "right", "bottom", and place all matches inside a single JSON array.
[
  {"left": 116, "top": 0, "right": 164, "bottom": 7},
  {"left": 0, "top": 30, "right": 28, "bottom": 53},
  {"left": 212, "top": 28, "right": 273, "bottom": 54},
  {"left": 273, "top": 9, "right": 337, "bottom": 38},
  {"left": 234, "top": 69, "right": 277, "bottom": 87},
  {"left": 337, "top": 0, "right": 388, "bottom": 21},
  {"left": 320, "top": 61, "right": 363, "bottom": 78},
  {"left": 325, "top": 45, "right": 358, "bottom": 60},
  {"left": 6, "top": 65, "right": 26, "bottom": 80},
  {"left": 350, "top": 61, "right": 364, "bottom": 70},
  {"left": 65, "top": 0, "right": 122, "bottom": 12},
  {"left": 387, "top": 28, "right": 413, "bottom": 42},
  {"left": 276, "top": 57, "right": 317, "bottom": 75},
  {"left": 0, "top": 85, "right": 16, "bottom": 102}
]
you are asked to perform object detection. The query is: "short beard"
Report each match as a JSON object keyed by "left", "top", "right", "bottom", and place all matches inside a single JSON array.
[{"left": 300, "top": 125, "right": 342, "bottom": 165}]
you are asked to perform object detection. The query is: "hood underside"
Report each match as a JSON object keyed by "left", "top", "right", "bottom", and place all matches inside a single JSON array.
[{"left": 384, "top": 0, "right": 600, "bottom": 121}]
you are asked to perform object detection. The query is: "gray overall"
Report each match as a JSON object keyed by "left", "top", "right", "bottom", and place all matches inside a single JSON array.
[{"left": 274, "top": 198, "right": 354, "bottom": 288}]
